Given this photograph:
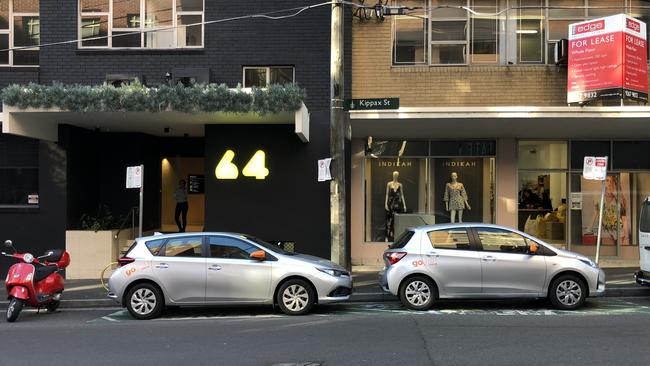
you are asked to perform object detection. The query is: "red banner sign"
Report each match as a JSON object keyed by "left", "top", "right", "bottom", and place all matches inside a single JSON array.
[{"left": 567, "top": 14, "right": 648, "bottom": 104}]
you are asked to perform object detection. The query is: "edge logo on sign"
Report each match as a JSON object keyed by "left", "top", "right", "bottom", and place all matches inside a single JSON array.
[
  {"left": 567, "top": 14, "right": 648, "bottom": 104},
  {"left": 215, "top": 150, "right": 269, "bottom": 180}
]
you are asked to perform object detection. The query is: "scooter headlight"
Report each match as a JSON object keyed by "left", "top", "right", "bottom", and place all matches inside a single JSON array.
[{"left": 23, "top": 253, "right": 34, "bottom": 264}]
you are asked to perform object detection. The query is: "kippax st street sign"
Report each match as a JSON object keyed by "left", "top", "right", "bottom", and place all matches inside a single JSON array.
[{"left": 345, "top": 98, "right": 399, "bottom": 110}]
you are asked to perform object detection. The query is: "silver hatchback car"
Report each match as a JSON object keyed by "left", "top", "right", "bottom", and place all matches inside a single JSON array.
[
  {"left": 108, "top": 233, "right": 352, "bottom": 319},
  {"left": 379, "top": 224, "right": 605, "bottom": 311}
]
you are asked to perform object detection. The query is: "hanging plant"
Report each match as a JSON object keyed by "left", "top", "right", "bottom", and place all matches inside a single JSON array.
[{"left": 1, "top": 82, "right": 306, "bottom": 115}]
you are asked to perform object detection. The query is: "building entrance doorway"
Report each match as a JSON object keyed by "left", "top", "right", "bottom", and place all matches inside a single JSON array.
[{"left": 161, "top": 157, "right": 205, "bottom": 233}]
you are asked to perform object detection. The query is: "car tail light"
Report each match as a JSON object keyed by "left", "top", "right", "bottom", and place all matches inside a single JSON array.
[
  {"left": 118, "top": 257, "right": 135, "bottom": 267},
  {"left": 384, "top": 252, "right": 407, "bottom": 265}
]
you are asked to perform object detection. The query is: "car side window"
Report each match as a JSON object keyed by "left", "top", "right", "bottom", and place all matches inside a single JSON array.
[
  {"left": 162, "top": 236, "right": 203, "bottom": 257},
  {"left": 145, "top": 239, "right": 165, "bottom": 256},
  {"left": 476, "top": 228, "right": 529, "bottom": 254},
  {"left": 209, "top": 236, "right": 258, "bottom": 259},
  {"left": 427, "top": 229, "right": 472, "bottom": 250}
]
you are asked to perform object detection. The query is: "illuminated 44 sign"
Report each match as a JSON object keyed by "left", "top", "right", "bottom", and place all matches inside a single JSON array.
[{"left": 215, "top": 150, "right": 269, "bottom": 180}]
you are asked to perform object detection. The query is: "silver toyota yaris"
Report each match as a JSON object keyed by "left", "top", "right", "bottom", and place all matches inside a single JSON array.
[
  {"left": 379, "top": 223, "right": 605, "bottom": 311},
  {"left": 107, "top": 233, "right": 352, "bottom": 319}
]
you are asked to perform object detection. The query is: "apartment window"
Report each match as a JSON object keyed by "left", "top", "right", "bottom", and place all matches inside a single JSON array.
[
  {"left": 78, "top": 0, "right": 204, "bottom": 49},
  {"left": 393, "top": 0, "right": 427, "bottom": 64},
  {"left": 243, "top": 66, "right": 295, "bottom": 88},
  {"left": 392, "top": 0, "right": 639, "bottom": 66},
  {"left": 0, "top": 0, "right": 39, "bottom": 66},
  {"left": 0, "top": 134, "right": 39, "bottom": 206}
]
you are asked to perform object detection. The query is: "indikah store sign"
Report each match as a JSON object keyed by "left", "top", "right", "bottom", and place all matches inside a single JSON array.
[{"left": 567, "top": 14, "right": 648, "bottom": 104}]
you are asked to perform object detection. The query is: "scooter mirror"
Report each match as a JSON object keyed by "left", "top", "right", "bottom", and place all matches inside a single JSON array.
[{"left": 4, "top": 240, "right": 12, "bottom": 248}]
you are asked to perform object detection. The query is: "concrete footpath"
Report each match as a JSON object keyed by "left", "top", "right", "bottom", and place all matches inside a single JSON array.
[{"left": 0, "top": 268, "right": 648, "bottom": 309}]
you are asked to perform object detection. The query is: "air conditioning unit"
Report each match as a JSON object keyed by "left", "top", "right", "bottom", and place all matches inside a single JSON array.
[
  {"left": 554, "top": 39, "right": 569, "bottom": 66},
  {"left": 105, "top": 74, "right": 143, "bottom": 87}
]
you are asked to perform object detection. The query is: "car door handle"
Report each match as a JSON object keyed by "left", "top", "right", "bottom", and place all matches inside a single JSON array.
[
  {"left": 155, "top": 263, "right": 169, "bottom": 269},
  {"left": 208, "top": 265, "right": 222, "bottom": 271},
  {"left": 426, "top": 252, "right": 440, "bottom": 258},
  {"left": 482, "top": 256, "right": 496, "bottom": 262}
]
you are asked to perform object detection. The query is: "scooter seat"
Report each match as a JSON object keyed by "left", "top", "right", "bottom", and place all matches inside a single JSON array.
[{"left": 33, "top": 266, "right": 58, "bottom": 282}]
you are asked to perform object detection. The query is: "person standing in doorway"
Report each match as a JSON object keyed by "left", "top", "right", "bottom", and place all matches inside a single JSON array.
[{"left": 174, "top": 179, "right": 188, "bottom": 232}]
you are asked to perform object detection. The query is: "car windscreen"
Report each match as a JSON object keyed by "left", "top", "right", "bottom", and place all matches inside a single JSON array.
[
  {"left": 389, "top": 230, "right": 415, "bottom": 249},
  {"left": 243, "top": 235, "right": 294, "bottom": 255},
  {"left": 641, "top": 200, "right": 650, "bottom": 233}
]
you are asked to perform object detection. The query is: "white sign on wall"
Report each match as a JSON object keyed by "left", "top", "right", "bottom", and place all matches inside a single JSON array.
[
  {"left": 583, "top": 156, "right": 608, "bottom": 181},
  {"left": 318, "top": 158, "right": 332, "bottom": 182},
  {"left": 126, "top": 165, "right": 143, "bottom": 189}
]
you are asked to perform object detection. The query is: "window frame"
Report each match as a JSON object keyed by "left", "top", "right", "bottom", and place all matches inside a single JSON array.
[
  {"left": 242, "top": 66, "right": 296, "bottom": 88},
  {"left": 426, "top": 227, "right": 477, "bottom": 250},
  {"left": 472, "top": 226, "right": 534, "bottom": 254},
  {"left": 158, "top": 235, "right": 205, "bottom": 258},
  {"left": 391, "top": 0, "right": 646, "bottom": 66},
  {"left": 207, "top": 235, "right": 260, "bottom": 260},
  {"left": 0, "top": 0, "right": 39, "bottom": 67},
  {"left": 0, "top": 134, "right": 40, "bottom": 207},
  {"left": 77, "top": 0, "right": 205, "bottom": 49}
]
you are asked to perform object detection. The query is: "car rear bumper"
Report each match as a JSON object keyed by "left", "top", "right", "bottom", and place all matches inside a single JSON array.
[
  {"left": 378, "top": 268, "right": 389, "bottom": 292},
  {"left": 635, "top": 270, "right": 650, "bottom": 286}
]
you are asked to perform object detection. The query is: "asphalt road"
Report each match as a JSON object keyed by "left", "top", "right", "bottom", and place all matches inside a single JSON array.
[{"left": 1, "top": 298, "right": 649, "bottom": 366}]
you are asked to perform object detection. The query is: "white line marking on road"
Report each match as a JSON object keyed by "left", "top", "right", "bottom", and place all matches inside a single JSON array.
[{"left": 101, "top": 316, "right": 118, "bottom": 322}]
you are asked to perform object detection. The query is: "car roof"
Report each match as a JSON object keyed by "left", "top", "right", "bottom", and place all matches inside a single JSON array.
[
  {"left": 137, "top": 232, "right": 249, "bottom": 241},
  {"left": 409, "top": 223, "right": 515, "bottom": 233}
]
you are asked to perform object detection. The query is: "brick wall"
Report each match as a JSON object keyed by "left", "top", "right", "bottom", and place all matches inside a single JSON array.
[
  {"left": 352, "top": 17, "right": 573, "bottom": 107},
  {"left": 37, "top": 0, "right": 333, "bottom": 112}
]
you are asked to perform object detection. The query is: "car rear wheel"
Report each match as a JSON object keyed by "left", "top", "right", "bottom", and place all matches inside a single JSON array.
[
  {"left": 549, "top": 275, "right": 586, "bottom": 310},
  {"left": 126, "top": 283, "right": 163, "bottom": 320},
  {"left": 277, "top": 279, "right": 315, "bottom": 316},
  {"left": 400, "top": 276, "right": 437, "bottom": 311}
]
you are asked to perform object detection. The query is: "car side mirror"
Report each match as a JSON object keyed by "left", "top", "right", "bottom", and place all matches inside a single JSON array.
[
  {"left": 250, "top": 250, "right": 266, "bottom": 261},
  {"left": 529, "top": 243, "right": 539, "bottom": 255}
]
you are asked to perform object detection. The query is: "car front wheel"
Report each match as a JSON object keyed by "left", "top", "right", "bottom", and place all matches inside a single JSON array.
[
  {"left": 549, "top": 275, "right": 586, "bottom": 310},
  {"left": 400, "top": 276, "right": 437, "bottom": 311},
  {"left": 126, "top": 283, "right": 164, "bottom": 320},
  {"left": 277, "top": 279, "right": 315, "bottom": 316}
]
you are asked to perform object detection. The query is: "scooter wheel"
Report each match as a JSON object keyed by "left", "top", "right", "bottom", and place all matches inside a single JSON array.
[
  {"left": 46, "top": 300, "right": 60, "bottom": 313},
  {"left": 6, "top": 298, "right": 24, "bottom": 323}
]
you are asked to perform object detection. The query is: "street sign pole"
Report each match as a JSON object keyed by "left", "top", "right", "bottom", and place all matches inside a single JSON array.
[
  {"left": 138, "top": 164, "right": 144, "bottom": 238},
  {"left": 595, "top": 177, "right": 606, "bottom": 264}
]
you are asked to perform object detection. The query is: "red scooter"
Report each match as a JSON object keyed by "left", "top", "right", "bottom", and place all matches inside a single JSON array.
[{"left": 2, "top": 240, "right": 70, "bottom": 322}]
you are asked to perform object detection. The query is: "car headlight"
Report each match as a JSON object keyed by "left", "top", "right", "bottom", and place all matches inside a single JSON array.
[
  {"left": 23, "top": 254, "right": 34, "bottom": 264},
  {"left": 317, "top": 267, "right": 346, "bottom": 277},
  {"left": 578, "top": 258, "right": 597, "bottom": 268}
]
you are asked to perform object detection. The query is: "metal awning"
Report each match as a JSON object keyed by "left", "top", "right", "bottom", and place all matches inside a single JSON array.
[
  {"left": 1, "top": 103, "right": 310, "bottom": 142},
  {"left": 350, "top": 106, "right": 650, "bottom": 139}
]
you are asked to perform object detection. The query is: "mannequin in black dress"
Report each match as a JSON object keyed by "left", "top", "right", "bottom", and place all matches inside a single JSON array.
[{"left": 385, "top": 171, "right": 407, "bottom": 241}]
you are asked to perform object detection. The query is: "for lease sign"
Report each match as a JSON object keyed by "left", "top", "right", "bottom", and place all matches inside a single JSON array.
[{"left": 567, "top": 14, "right": 648, "bottom": 104}]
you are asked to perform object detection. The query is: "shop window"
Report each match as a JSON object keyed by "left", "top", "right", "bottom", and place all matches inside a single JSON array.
[
  {"left": 0, "top": 0, "right": 39, "bottom": 66},
  {"left": 0, "top": 134, "right": 39, "bottom": 206},
  {"left": 243, "top": 66, "right": 295, "bottom": 88},
  {"left": 518, "top": 172, "right": 567, "bottom": 244},
  {"left": 518, "top": 141, "right": 568, "bottom": 244},
  {"left": 364, "top": 142, "right": 495, "bottom": 242},
  {"left": 78, "top": 0, "right": 204, "bottom": 49},
  {"left": 518, "top": 141, "right": 567, "bottom": 170}
]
